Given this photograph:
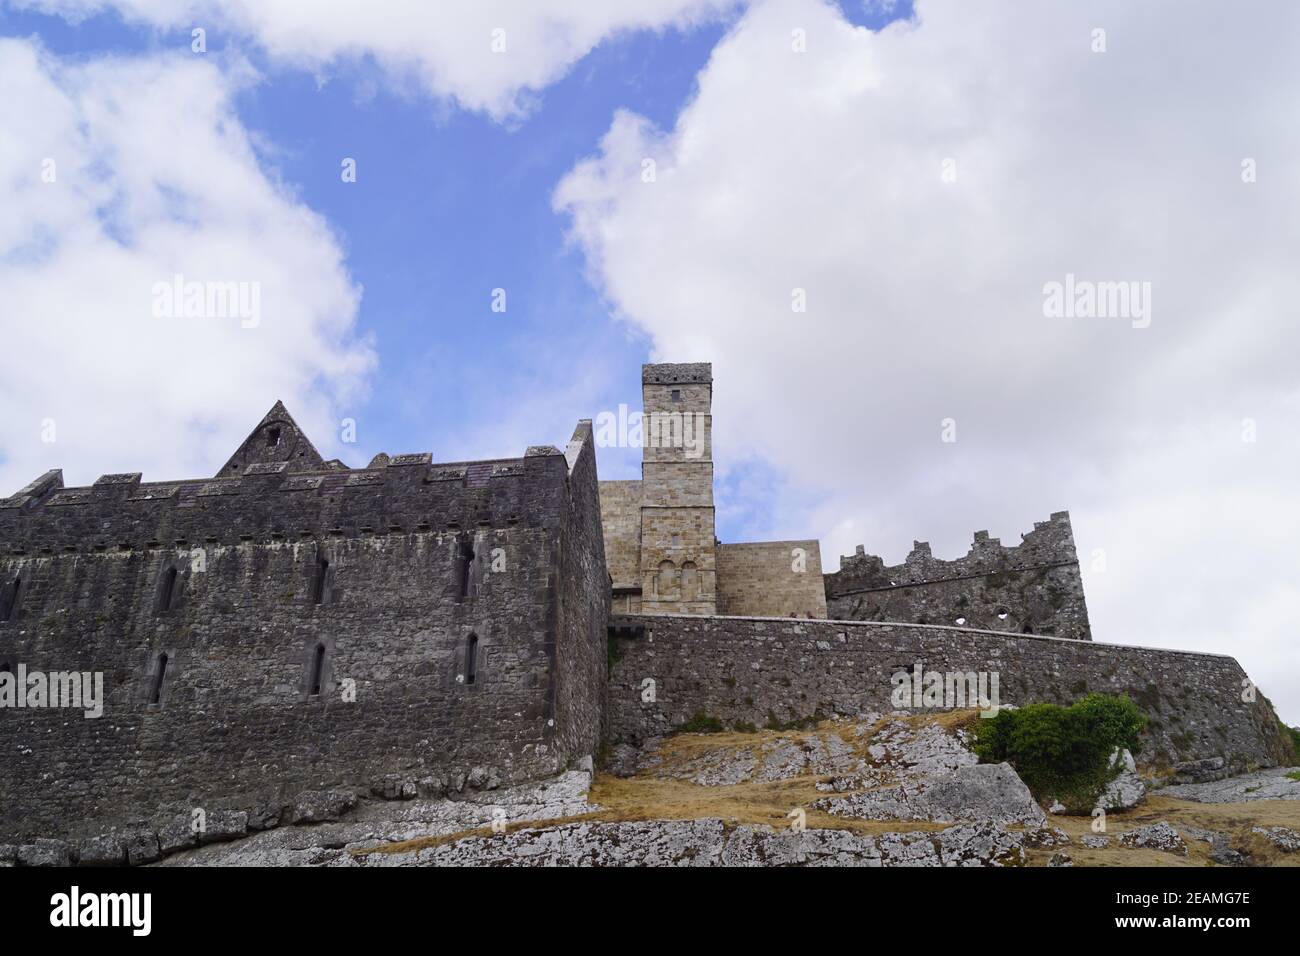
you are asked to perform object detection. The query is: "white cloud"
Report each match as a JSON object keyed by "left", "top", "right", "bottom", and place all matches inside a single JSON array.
[
  {"left": 0, "top": 38, "right": 374, "bottom": 489},
  {"left": 555, "top": 0, "right": 1300, "bottom": 721},
  {"left": 12, "top": 0, "right": 745, "bottom": 120}
]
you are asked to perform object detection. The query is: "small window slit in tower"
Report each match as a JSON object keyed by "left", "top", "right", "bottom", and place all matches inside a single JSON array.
[
  {"left": 157, "top": 567, "right": 178, "bottom": 614},
  {"left": 311, "top": 553, "right": 330, "bottom": 605},
  {"left": 465, "top": 634, "right": 479, "bottom": 685},
  {"left": 309, "top": 644, "right": 326, "bottom": 697},
  {"left": 150, "top": 653, "right": 168, "bottom": 706}
]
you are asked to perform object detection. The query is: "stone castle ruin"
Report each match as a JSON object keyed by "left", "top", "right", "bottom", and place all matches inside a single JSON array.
[{"left": 0, "top": 363, "right": 1290, "bottom": 863}]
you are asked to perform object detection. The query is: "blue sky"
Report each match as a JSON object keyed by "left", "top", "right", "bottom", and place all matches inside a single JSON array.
[{"left": 0, "top": 0, "right": 907, "bottom": 548}]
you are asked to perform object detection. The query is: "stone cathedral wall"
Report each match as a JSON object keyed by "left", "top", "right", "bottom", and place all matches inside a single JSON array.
[{"left": 0, "top": 423, "right": 609, "bottom": 851}]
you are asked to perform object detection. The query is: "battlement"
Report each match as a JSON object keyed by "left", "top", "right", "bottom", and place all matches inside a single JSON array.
[
  {"left": 0, "top": 407, "right": 590, "bottom": 556},
  {"left": 641, "top": 362, "right": 712, "bottom": 385},
  {"left": 833, "top": 511, "right": 1079, "bottom": 589},
  {"left": 824, "top": 511, "right": 1090, "bottom": 640}
]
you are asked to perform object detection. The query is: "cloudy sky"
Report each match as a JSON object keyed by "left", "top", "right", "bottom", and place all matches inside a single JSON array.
[{"left": 1, "top": 0, "right": 1296, "bottom": 723}]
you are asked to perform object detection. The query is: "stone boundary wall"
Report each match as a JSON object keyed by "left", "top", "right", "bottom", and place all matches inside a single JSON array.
[{"left": 606, "top": 614, "right": 1290, "bottom": 773}]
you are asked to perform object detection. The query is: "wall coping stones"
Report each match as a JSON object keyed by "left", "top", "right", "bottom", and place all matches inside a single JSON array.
[
  {"left": 128, "top": 484, "right": 180, "bottom": 501},
  {"left": 610, "top": 612, "right": 1238, "bottom": 661},
  {"left": 46, "top": 491, "right": 93, "bottom": 507},
  {"left": 93, "top": 473, "right": 142, "bottom": 486},
  {"left": 197, "top": 480, "right": 243, "bottom": 496},
  {"left": 389, "top": 453, "right": 432, "bottom": 467}
]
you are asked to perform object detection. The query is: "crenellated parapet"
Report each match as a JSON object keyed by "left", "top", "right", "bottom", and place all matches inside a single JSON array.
[
  {"left": 824, "top": 512, "right": 1091, "bottom": 640},
  {"left": 0, "top": 451, "right": 570, "bottom": 557}
]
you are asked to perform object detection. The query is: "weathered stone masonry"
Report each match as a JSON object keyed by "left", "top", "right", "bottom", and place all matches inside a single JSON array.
[
  {"left": 0, "top": 364, "right": 1290, "bottom": 864},
  {"left": 598, "top": 363, "right": 828, "bottom": 620},
  {"left": 606, "top": 614, "right": 1291, "bottom": 773},
  {"left": 825, "top": 512, "right": 1091, "bottom": 641},
  {"left": 0, "top": 407, "right": 608, "bottom": 846}
]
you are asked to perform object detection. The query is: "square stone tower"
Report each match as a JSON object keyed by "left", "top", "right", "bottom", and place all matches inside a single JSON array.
[{"left": 638, "top": 363, "right": 716, "bottom": 615}]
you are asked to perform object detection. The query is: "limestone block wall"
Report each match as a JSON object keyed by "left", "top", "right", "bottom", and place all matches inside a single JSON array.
[
  {"left": 716, "top": 540, "right": 827, "bottom": 619},
  {"left": 606, "top": 614, "right": 1291, "bottom": 774},
  {"left": 597, "top": 479, "right": 642, "bottom": 593},
  {"left": 639, "top": 507, "right": 717, "bottom": 615},
  {"left": 825, "top": 512, "right": 1092, "bottom": 641}
]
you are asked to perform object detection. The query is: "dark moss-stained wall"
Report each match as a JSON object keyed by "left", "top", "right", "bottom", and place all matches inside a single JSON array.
[{"left": 0, "top": 421, "right": 608, "bottom": 845}]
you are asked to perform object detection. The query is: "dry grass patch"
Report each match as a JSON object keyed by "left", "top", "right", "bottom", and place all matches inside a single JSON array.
[{"left": 589, "top": 772, "right": 948, "bottom": 839}]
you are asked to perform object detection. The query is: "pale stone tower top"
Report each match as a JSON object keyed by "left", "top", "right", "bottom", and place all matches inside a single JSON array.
[{"left": 642, "top": 362, "right": 712, "bottom": 385}]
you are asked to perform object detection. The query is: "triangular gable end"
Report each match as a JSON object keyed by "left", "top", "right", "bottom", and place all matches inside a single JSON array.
[{"left": 215, "top": 401, "right": 327, "bottom": 477}]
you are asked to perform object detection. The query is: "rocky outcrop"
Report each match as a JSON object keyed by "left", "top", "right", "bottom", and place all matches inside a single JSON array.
[
  {"left": 1119, "top": 822, "right": 1187, "bottom": 856},
  {"left": 1159, "top": 767, "right": 1300, "bottom": 803},
  {"left": 815, "top": 764, "right": 1046, "bottom": 826},
  {"left": 1094, "top": 748, "right": 1146, "bottom": 812},
  {"left": 157, "top": 771, "right": 596, "bottom": 867},
  {"left": 369, "top": 819, "right": 1035, "bottom": 868},
  {"left": 1251, "top": 826, "right": 1300, "bottom": 852}
]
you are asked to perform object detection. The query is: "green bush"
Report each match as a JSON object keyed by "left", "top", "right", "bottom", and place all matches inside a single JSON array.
[{"left": 971, "top": 694, "right": 1146, "bottom": 811}]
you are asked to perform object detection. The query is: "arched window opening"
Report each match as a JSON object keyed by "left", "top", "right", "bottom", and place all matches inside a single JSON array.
[
  {"left": 150, "top": 653, "right": 168, "bottom": 706},
  {"left": 311, "top": 552, "right": 330, "bottom": 605},
  {"left": 465, "top": 634, "right": 479, "bottom": 686},
  {"left": 156, "top": 566, "right": 179, "bottom": 614},
  {"left": 1021, "top": 622, "right": 1035, "bottom": 635},
  {"left": 309, "top": 644, "right": 326, "bottom": 697}
]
